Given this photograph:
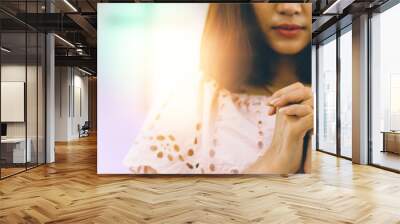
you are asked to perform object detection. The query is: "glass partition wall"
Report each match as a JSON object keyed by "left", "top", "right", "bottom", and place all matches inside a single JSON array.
[
  {"left": 370, "top": 3, "right": 400, "bottom": 172},
  {"left": 317, "top": 35, "right": 337, "bottom": 155},
  {"left": 316, "top": 26, "right": 353, "bottom": 159},
  {"left": 339, "top": 27, "right": 352, "bottom": 159},
  {"left": 316, "top": 0, "right": 400, "bottom": 172},
  {"left": 0, "top": 31, "right": 27, "bottom": 177},
  {"left": 0, "top": 2, "right": 46, "bottom": 179}
]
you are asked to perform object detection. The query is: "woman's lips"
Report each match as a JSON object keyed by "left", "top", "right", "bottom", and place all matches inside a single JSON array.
[{"left": 272, "top": 24, "right": 305, "bottom": 38}]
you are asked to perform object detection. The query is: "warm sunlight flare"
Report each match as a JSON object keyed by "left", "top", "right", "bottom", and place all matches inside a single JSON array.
[{"left": 148, "top": 27, "right": 205, "bottom": 109}]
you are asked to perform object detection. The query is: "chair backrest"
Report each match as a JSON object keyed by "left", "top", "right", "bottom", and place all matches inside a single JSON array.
[{"left": 82, "top": 121, "right": 90, "bottom": 129}]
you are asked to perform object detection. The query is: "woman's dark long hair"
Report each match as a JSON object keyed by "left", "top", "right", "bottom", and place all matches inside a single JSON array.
[{"left": 200, "top": 3, "right": 311, "bottom": 91}]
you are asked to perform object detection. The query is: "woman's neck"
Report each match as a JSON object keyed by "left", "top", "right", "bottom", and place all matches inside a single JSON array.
[
  {"left": 237, "top": 58, "right": 299, "bottom": 95},
  {"left": 268, "top": 58, "right": 299, "bottom": 92}
]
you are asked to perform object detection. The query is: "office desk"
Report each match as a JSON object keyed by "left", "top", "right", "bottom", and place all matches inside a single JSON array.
[
  {"left": 381, "top": 131, "right": 400, "bottom": 154},
  {"left": 1, "top": 138, "right": 31, "bottom": 163}
]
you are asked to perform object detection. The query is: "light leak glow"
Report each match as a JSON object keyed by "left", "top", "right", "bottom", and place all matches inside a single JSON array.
[{"left": 148, "top": 28, "right": 203, "bottom": 108}]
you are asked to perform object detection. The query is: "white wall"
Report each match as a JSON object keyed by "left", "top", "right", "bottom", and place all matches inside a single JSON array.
[
  {"left": 55, "top": 66, "right": 70, "bottom": 141},
  {"left": 1, "top": 65, "right": 27, "bottom": 141},
  {"left": 72, "top": 73, "right": 89, "bottom": 138},
  {"left": 1, "top": 65, "right": 41, "bottom": 138},
  {"left": 55, "top": 67, "right": 89, "bottom": 141}
]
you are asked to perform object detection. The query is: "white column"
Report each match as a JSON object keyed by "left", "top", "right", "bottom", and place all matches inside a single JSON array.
[
  {"left": 45, "top": 1, "right": 56, "bottom": 163},
  {"left": 352, "top": 14, "right": 369, "bottom": 164},
  {"left": 46, "top": 33, "right": 55, "bottom": 163}
]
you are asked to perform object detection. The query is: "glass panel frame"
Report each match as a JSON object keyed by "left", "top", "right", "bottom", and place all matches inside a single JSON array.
[
  {"left": 317, "top": 34, "right": 337, "bottom": 155},
  {"left": 315, "top": 25, "right": 354, "bottom": 161},
  {"left": 339, "top": 26, "right": 353, "bottom": 159},
  {"left": 0, "top": 0, "right": 47, "bottom": 180},
  {"left": 0, "top": 30, "right": 28, "bottom": 178}
]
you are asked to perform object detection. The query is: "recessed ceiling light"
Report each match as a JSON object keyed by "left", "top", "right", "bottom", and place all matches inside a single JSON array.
[
  {"left": 54, "top": 34, "right": 75, "bottom": 48},
  {"left": 322, "top": 0, "right": 353, "bottom": 15},
  {"left": 78, "top": 67, "right": 93, "bottom": 76},
  {"left": 63, "top": 0, "right": 78, "bottom": 12},
  {"left": 1, "top": 47, "right": 11, "bottom": 53}
]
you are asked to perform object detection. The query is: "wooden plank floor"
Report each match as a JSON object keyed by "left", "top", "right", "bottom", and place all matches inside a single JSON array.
[{"left": 1, "top": 135, "right": 400, "bottom": 224}]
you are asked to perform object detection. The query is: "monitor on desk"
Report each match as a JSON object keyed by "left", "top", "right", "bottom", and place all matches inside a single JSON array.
[{"left": 1, "top": 123, "right": 7, "bottom": 138}]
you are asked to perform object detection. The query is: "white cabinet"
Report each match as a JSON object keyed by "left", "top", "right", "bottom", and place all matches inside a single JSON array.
[{"left": 1, "top": 138, "right": 32, "bottom": 163}]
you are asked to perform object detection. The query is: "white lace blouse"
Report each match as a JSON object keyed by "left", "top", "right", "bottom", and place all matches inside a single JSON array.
[{"left": 123, "top": 74, "right": 276, "bottom": 174}]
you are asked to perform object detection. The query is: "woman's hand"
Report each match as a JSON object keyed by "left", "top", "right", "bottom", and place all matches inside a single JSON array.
[
  {"left": 268, "top": 82, "right": 313, "bottom": 139},
  {"left": 245, "top": 82, "right": 313, "bottom": 174},
  {"left": 267, "top": 82, "right": 313, "bottom": 118}
]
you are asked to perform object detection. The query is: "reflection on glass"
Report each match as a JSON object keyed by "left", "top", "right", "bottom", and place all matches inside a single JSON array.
[
  {"left": 0, "top": 0, "right": 47, "bottom": 178},
  {"left": 390, "top": 75, "right": 400, "bottom": 130},
  {"left": 340, "top": 29, "right": 352, "bottom": 158},
  {"left": 371, "top": 4, "right": 400, "bottom": 171},
  {"left": 27, "top": 31, "right": 38, "bottom": 169},
  {"left": 318, "top": 37, "right": 337, "bottom": 154},
  {"left": 1, "top": 32, "right": 27, "bottom": 177}
]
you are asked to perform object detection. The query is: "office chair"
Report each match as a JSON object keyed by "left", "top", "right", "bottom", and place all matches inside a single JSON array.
[{"left": 79, "top": 121, "right": 90, "bottom": 138}]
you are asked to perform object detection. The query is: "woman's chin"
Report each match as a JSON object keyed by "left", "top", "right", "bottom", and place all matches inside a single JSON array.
[{"left": 270, "top": 43, "right": 308, "bottom": 55}]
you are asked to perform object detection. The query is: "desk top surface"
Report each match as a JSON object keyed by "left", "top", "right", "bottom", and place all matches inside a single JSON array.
[{"left": 381, "top": 131, "right": 400, "bottom": 134}]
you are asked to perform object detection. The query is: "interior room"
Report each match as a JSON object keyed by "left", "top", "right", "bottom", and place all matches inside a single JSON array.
[
  {"left": 0, "top": 0, "right": 399, "bottom": 223},
  {"left": 0, "top": 27, "right": 46, "bottom": 178}
]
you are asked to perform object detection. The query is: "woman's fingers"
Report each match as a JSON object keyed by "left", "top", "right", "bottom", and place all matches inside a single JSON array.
[
  {"left": 279, "top": 104, "right": 312, "bottom": 117},
  {"left": 298, "top": 113, "right": 314, "bottom": 135},
  {"left": 267, "top": 97, "right": 313, "bottom": 116},
  {"left": 303, "top": 138, "right": 312, "bottom": 173},
  {"left": 267, "top": 105, "right": 277, "bottom": 115},
  {"left": 275, "top": 106, "right": 313, "bottom": 138},
  {"left": 267, "top": 84, "right": 312, "bottom": 116},
  {"left": 269, "top": 82, "right": 304, "bottom": 100},
  {"left": 301, "top": 98, "right": 313, "bottom": 108},
  {"left": 271, "top": 86, "right": 312, "bottom": 108},
  {"left": 266, "top": 82, "right": 313, "bottom": 117}
]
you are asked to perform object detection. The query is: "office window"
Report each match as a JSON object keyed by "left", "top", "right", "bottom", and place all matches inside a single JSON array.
[
  {"left": 371, "top": 3, "right": 400, "bottom": 171},
  {"left": 339, "top": 28, "right": 352, "bottom": 158},
  {"left": 317, "top": 36, "right": 337, "bottom": 154}
]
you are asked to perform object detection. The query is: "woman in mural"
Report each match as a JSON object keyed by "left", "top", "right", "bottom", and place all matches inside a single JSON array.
[{"left": 123, "top": 3, "right": 313, "bottom": 174}]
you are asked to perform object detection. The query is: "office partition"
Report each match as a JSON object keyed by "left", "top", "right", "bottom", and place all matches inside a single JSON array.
[{"left": 0, "top": 1, "right": 47, "bottom": 179}]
